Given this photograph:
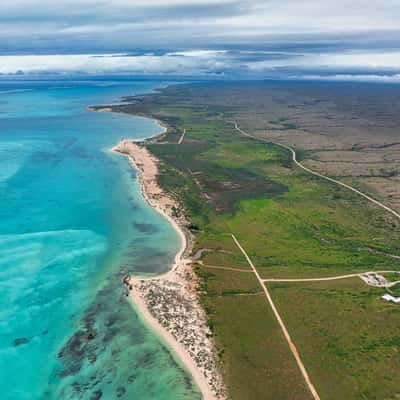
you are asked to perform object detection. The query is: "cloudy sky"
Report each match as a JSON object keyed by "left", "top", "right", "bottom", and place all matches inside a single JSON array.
[{"left": 1, "top": 0, "right": 400, "bottom": 80}]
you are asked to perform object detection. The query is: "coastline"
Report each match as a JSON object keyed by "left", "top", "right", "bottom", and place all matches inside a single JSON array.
[
  {"left": 111, "top": 138, "right": 225, "bottom": 399},
  {"left": 87, "top": 106, "right": 169, "bottom": 142},
  {"left": 128, "top": 283, "right": 214, "bottom": 400}
]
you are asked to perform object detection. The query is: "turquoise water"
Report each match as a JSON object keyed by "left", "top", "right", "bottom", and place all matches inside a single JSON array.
[{"left": 0, "top": 80, "right": 201, "bottom": 400}]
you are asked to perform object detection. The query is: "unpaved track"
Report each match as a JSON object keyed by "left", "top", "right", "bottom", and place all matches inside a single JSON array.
[
  {"left": 231, "top": 234, "right": 321, "bottom": 400},
  {"left": 228, "top": 122, "right": 400, "bottom": 400},
  {"left": 178, "top": 128, "right": 186, "bottom": 144},
  {"left": 232, "top": 122, "right": 400, "bottom": 221},
  {"left": 263, "top": 270, "right": 400, "bottom": 283},
  {"left": 197, "top": 262, "right": 253, "bottom": 273}
]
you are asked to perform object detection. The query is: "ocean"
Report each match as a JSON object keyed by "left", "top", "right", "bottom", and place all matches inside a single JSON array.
[{"left": 0, "top": 79, "right": 201, "bottom": 400}]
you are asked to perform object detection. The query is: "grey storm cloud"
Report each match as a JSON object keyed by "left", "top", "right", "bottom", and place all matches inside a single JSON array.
[
  {"left": 0, "top": 0, "right": 400, "bottom": 80},
  {"left": 1, "top": 0, "right": 400, "bottom": 53}
]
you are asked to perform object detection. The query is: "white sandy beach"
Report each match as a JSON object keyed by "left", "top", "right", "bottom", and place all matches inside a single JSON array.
[
  {"left": 129, "top": 283, "right": 215, "bottom": 400},
  {"left": 112, "top": 139, "right": 225, "bottom": 400}
]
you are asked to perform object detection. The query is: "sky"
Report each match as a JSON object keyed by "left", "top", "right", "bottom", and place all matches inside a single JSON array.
[{"left": 1, "top": 0, "right": 400, "bottom": 81}]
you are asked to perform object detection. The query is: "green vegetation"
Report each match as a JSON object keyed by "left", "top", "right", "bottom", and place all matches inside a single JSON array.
[
  {"left": 388, "top": 282, "right": 400, "bottom": 297},
  {"left": 269, "top": 279, "right": 400, "bottom": 400},
  {"left": 112, "top": 83, "right": 400, "bottom": 400}
]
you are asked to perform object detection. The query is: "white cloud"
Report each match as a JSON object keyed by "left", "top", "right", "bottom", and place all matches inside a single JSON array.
[
  {"left": 295, "top": 74, "right": 400, "bottom": 83},
  {"left": 0, "top": 53, "right": 231, "bottom": 75},
  {"left": 0, "top": 0, "right": 399, "bottom": 80},
  {"left": 1, "top": 50, "right": 400, "bottom": 80},
  {"left": 247, "top": 51, "right": 400, "bottom": 71}
]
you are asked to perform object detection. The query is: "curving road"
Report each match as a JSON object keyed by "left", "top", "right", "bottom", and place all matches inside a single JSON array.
[
  {"left": 227, "top": 122, "right": 400, "bottom": 400},
  {"left": 232, "top": 121, "right": 400, "bottom": 221}
]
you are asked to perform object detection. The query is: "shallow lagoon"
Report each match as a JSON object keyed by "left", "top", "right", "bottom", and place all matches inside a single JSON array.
[{"left": 0, "top": 80, "right": 200, "bottom": 400}]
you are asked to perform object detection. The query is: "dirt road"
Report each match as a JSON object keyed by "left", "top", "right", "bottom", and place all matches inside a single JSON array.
[
  {"left": 231, "top": 234, "right": 321, "bottom": 400},
  {"left": 263, "top": 270, "right": 400, "bottom": 283},
  {"left": 232, "top": 122, "right": 400, "bottom": 221}
]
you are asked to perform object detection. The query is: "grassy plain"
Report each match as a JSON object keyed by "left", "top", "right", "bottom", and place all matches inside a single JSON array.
[
  {"left": 108, "top": 82, "right": 400, "bottom": 400},
  {"left": 269, "top": 279, "right": 400, "bottom": 400}
]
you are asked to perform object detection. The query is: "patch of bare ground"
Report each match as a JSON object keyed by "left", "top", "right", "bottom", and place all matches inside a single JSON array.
[
  {"left": 231, "top": 84, "right": 400, "bottom": 211},
  {"left": 357, "top": 176, "right": 400, "bottom": 210}
]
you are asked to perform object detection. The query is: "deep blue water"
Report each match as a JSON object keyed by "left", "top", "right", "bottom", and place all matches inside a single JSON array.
[{"left": 0, "top": 80, "right": 201, "bottom": 400}]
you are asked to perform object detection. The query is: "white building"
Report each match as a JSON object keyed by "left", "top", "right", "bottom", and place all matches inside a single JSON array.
[{"left": 381, "top": 293, "right": 400, "bottom": 304}]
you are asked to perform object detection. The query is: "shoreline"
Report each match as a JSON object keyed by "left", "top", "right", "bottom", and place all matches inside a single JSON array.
[
  {"left": 110, "top": 139, "right": 188, "bottom": 279},
  {"left": 128, "top": 284, "right": 214, "bottom": 400},
  {"left": 110, "top": 137, "right": 225, "bottom": 399},
  {"left": 87, "top": 106, "right": 169, "bottom": 142}
]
